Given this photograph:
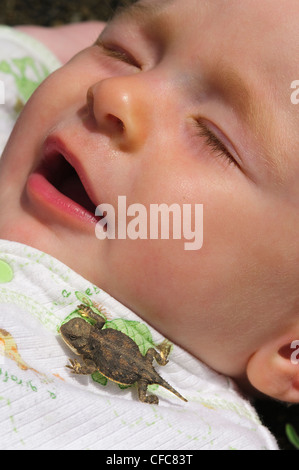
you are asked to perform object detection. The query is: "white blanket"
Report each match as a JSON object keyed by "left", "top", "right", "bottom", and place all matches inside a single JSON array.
[
  {"left": 0, "top": 25, "right": 61, "bottom": 156},
  {"left": 0, "top": 240, "right": 278, "bottom": 450}
]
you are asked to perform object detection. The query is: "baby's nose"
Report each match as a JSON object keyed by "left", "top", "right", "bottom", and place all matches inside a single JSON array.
[{"left": 86, "top": 76, "right": 149, "bottom": 152}]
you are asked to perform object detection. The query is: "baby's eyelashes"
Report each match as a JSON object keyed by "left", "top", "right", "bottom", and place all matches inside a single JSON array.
[{"left": 96, "top": 38, "right": 142, "bottom": 70}]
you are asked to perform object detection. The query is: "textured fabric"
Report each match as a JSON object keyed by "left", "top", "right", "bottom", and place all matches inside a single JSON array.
[
  {"left": 0, "top": 240, "right": 278, "bottom": 450},
  {"left": 0, "top": 25, "right": 61, "bottom": 156},
  {"left": 0, "top": 27, "right": 278, "bottom": 450}
]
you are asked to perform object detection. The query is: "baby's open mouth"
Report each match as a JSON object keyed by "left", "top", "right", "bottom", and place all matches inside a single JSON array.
[
  {"left": 45, "top": 153, "right": 96, "bottom": 214},
  {"left": 37, "top": 148, "right": 98, "bottom": 217},
  {"left": 26, "top": 135, "right": 105, "bottom": 226}
]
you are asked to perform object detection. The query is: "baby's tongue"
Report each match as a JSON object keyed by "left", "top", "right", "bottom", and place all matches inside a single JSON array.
[{"left": 59, "top": 174, "right": 95, "bottom": 213}]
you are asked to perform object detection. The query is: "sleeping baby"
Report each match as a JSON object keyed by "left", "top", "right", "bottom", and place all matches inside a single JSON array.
[{"left": 1, "top": 0, "right": 298, "bottom": 449}]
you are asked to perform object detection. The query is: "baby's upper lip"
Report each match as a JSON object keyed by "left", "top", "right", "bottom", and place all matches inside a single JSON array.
[{"left": 41, "top": 134, "right": 99, "bottom": 210}]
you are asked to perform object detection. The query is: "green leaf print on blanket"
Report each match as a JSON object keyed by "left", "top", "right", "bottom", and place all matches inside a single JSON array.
[
  {"left": 59, "top": 293, "right": 172, "bottom": 391},
  {"left": 0, "top": 260, "right": 14, "bottom": 283},
  {"left": 0, "top": 56, "right": 50, "bottom": 106}
]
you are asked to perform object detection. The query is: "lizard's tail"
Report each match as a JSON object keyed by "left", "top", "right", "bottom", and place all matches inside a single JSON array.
[{"left": 156, "top": 376, "right": 188, "bottom": 402}]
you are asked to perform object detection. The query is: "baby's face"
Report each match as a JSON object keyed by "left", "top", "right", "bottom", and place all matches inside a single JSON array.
[{"left": 1, "top": 0, "right": 299, "bottom": 383}]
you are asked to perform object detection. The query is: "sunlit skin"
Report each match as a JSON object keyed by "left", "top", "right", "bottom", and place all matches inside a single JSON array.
[{"left": 2, "top": 0, "right": 299, "bottom": 400}]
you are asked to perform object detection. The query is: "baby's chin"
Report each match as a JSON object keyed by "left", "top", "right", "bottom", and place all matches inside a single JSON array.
[{"left": 0, "top": 218, "right": 53, "bottom": 256}]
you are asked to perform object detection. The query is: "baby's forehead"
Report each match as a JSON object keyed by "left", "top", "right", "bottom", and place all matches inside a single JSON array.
[
  {"left": 126, "top": 0, "right": 299, "bottom": 71},
  {"left": 112, "top": 0, "right": 299, "bottom": 185},
  {"left": 183, "top": 1, "right": 299, "bottom": 184}
]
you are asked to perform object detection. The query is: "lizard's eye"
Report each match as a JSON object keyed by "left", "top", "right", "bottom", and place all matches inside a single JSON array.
[{"left": 68, "top": 335, "right": 78, "bottom": 341}]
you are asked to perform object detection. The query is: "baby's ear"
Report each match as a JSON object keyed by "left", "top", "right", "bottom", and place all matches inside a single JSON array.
[{"left": 246, "top": 327, "right": 299, "bottom": 403}]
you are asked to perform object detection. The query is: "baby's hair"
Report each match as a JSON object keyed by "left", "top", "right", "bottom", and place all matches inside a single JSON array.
[
  {"left": 114, "top": 0, "right": 138, "bottom": 6},
  {"left": 109, "top": 0, "right": 139, "bottom": 19}
]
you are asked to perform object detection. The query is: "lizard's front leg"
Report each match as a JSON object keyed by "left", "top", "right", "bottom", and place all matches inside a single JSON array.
[
  {"left": 66, "top": 358, "right": 97, "bottom": 375},
  {"left": 77, "top": 304, "right": 106, "bottom": 329},
  {"left": 145, "top": 340, "right": 172, "bottom": 366}
]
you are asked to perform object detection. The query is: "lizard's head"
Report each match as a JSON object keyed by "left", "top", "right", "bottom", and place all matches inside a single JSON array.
[{"left": 60, "top": 318, "right": 92, "bottom": 355}]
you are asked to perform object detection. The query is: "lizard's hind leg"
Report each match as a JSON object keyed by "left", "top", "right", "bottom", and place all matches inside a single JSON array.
[{"left": 137, "top": 379, "right": 159, "bottom": 404}]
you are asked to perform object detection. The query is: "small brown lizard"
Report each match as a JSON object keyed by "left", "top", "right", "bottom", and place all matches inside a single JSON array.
[{"left": 60, "top": 305, "right": 187, "bottom": 404}]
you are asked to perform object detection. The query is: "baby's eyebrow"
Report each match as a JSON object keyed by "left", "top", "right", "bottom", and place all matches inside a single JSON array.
[
  {"left": 111, "top": 0, "right": 170, "bottom": 25},
  {"left": 211, "top": 66, "right": 251, "bottom": 117},
  {"left": 209, "top": 63, "right": 286, "bottom": 181},
  {"left": 209, "top": 64, "right": 260, "bottom": 135}
]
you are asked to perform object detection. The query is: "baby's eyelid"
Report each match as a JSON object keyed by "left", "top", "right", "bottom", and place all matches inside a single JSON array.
[
  {"left": 96, "top": 38, "right": 142, "bottom": 69},
  {"left": 199, "top": 118, "right": 242, "bottom": 166}
]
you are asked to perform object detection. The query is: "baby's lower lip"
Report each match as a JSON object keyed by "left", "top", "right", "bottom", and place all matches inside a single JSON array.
[{"left": 26, "top": 171, "right": 99, "bottom": 227}]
